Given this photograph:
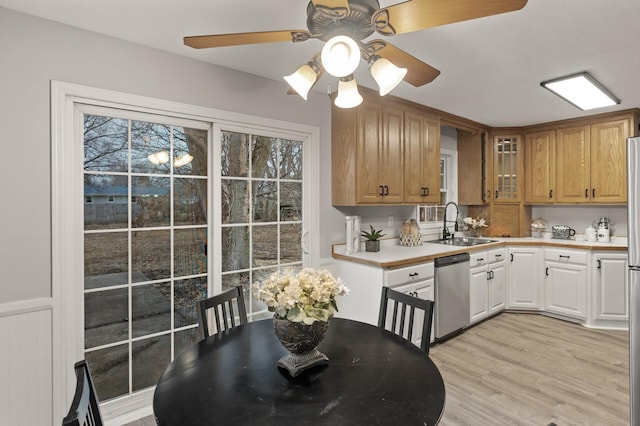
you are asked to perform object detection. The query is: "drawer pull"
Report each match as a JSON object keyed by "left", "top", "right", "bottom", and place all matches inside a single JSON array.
[
  {"left": 559, "top": 255, "right": 570, "bottom": 260},
  {"left": 495, "top": 254, "right": 503, "bottom": 259},
  {"left": 409, "top": 272, "right": 420, "bottom": 278}
]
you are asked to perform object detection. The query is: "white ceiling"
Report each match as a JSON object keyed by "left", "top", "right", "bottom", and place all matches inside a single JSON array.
[{"left": 2, "top": 0, "right": 639, "bottom": 127}]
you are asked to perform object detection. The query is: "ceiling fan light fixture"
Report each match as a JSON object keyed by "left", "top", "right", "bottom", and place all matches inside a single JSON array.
[
  {"left": 284, "top": 61, "right": 320, "bottom": 100},
  {"left": 540, "top": 72, "right": 620, "bottom": 111},
  {"left": 334, "top": 75, "right": 363, "bottom": 109},
  {"left": 370, "top": 56, "right": 408, "bottom": 96},
  {"left": 321, "top": 35, "right": 361, "bottom": 78}
]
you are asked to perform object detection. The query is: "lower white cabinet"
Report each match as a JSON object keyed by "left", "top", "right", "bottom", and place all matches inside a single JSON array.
[
  {"left": 470, "top": 248, "right": 506, "bottom": 324},
  {"left": 335, "top": 243, "right": 628, "bottom": 334},
  {"left": 591, "top": 252, "right": 628, "bottom": 328},
  {"left": 507, "top": 246, "right": 542, "bottom": 309},
  {"left": 544, "top": 248, "right": 588, "bottom": 320},
  {"left": 333, "top": 259, "right": 434, "bottom": 345}
]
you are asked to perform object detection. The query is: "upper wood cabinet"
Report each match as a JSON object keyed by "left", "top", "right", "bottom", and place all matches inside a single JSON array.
[
  {"left": 525, "top": 129, "right": 556, "bottom": 203},
  {"left": 524, "top": 113, "right": 634, "bottom": 205},
  {"left": 555, "top": 124, "right": 592, "bottom": 203},
  {"left": 403, "top": 111, "right": 440, "bottom": 204},
  {"left": 331, "top": 91, "right": 440, "bottom": 206},
  {"left": 458, "top": 130, "right": 491, "bottom": 205},
  {"left": 589, "top": 118, "right": 629, "bottom": 203},
  {"left": 354, "top": 102, "right": 404, "bottom": 204},
  {"left": 493, "top": 134, "right": 522, "bottom": 202}
]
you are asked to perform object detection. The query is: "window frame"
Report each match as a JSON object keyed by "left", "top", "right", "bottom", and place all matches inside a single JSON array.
[
  {"left": 51, "top": 81, "right": 320, "bottom": 423},
  {"left": 416, "top": 148, "right": 458, "bottom": 229}
]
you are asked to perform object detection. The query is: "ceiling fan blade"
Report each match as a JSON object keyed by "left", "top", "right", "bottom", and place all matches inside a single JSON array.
[
  {"left": 368, "top": 40, "right": 440, "bottom": 87},
  {"left": 374, "top": 0, "right": 527, "bottom": 36},
  {"left": 184, "top": 30, "right": 312, "bottom": 49}
]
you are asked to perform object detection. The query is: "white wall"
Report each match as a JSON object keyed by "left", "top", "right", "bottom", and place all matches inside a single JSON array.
[
  {"left": 0, "top": 7, "right": 345, "bottom": 305},
  {"left": 0, "top": 9, "right": 344, "bottom": 424}
]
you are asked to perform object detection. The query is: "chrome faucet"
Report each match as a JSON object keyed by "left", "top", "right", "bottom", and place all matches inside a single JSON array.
[{"left": 442, "top": 202, "right": 460, "bottom": 240}]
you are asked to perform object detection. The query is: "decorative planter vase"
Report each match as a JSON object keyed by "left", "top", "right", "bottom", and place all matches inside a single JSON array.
[
  {"left": 468, "top": 228, "right": 483, "bottom": 238},
  {"left": 273, "top": 317, "right": 329, "bottom": 377},
  {"left": 365, "top": 240, "right": 380, "bottom": 252}
]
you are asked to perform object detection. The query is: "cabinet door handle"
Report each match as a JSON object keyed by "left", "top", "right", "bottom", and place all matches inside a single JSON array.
[
  {"left": 597, "top": 259, "right": 601, "bottom": 269},
  {"left": 495, "top": 190, "right": 499, "bottom": 199},
  {"left": 424, "top": 187, "right": 429, "bottom": 196},
  {"left": 545, "top": 267, "right": 549, "bottom": 276},
  {"left": 510, "top": 253, "right": 514, "bottom": 262},
  {"left": 585, "top": 188, "right": 589, "bottom": 198},
  {"left": 592, "top": 188, "right": 596, "bottom": 198},
  {"left": 384, "top": 185, "right": 389, "bottom": 196},
  {"left": 379, "top": 185, "right": 384, "bottom": 196},
  {"left": 491, "top": 270, "right": 495, "bottom": 279},
  {"left": 487, "top": 271, "right": 492, "bottom": 280},
  {"left": 549, "top": 189, "right": 553, "bottom": 199}
]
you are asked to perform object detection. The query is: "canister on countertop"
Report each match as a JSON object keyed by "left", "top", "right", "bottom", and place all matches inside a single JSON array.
[
  {"left": 597, "top": 227, "right": 610, "bottom": 243},
  {"left": 551, "top": 225, "right": 576, "bottom": 239}
]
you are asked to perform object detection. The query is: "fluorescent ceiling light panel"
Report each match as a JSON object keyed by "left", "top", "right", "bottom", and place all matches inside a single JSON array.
[{"left": 541, "top": 72, "right": 620, "bottom": 111}]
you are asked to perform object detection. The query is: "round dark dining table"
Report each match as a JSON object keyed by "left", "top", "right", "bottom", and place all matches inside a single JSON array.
[{"left": 153, "top": 318, "right": 445, "bottom": 425}]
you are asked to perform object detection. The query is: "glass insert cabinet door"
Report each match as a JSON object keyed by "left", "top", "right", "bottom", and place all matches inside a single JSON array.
[
  {"left": 83, "top": 111, "right": 209, "bottom": 402},
  {"left": 494, "top": 135, "right": 519, "bottom": 200},
  {"left": 219, "top": 130, "right": 305, "bottom": 322}
]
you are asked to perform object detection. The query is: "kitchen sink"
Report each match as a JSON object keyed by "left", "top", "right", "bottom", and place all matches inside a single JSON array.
[{"left": 425, "top": 237, "right": 497, "bottom": 247}]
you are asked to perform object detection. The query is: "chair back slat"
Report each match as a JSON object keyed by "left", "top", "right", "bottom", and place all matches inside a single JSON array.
[
  {"left": 198, "top": 285, "right": 248, "bottom": 339},
  {"left": 377, "top": 286, "right": 435, "bottom": 354},
  {"left": 62, "top": 360, "right": 103, "bottom": 426}
]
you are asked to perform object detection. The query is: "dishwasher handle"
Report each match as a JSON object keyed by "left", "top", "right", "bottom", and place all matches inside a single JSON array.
[{"left": 435, "top": 252, "right": 470, "bottom": 267}]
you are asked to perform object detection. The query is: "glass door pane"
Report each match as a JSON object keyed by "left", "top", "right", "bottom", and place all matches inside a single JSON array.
[
  {"left": 220, "top": 131, "right": 304, "bottom": 321},
  {"left": 83, "top": 112, "right": 208, "bottom": 402}
]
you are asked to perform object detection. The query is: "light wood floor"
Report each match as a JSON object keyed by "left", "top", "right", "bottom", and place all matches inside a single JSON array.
[
  {"left": 429, "top": 313, "right": 629, "bottom": 426},
  {"left": 127, "top": 313, "right": 629, "bottom": 426}
]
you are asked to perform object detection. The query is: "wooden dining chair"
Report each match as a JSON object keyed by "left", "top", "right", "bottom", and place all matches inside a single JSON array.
[
  {"left": 197, "top": 285, "right": 248, "bottom": 339},
  {"left": 62, "top": 360, "right": 103, "bottom": 426},
  {"left": 378, "top": 286, "right": 435, "bottom": 354}
]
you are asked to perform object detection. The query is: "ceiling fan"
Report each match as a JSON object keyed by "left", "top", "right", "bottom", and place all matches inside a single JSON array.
[{"left": 184, "top": 0, "right": 528, "bottom": 107}]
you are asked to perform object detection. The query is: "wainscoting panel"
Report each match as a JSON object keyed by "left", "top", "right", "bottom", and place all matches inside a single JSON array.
[{"left": 0, "top": 298, "right": 53, "bottom": 425}]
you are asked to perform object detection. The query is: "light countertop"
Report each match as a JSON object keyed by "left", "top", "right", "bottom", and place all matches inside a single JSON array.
[{"left": 332, "top": 236, "right": 627, "bottom": 269}]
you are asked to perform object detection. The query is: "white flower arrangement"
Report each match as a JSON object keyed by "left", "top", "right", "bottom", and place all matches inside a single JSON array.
[
  {"left": 253, "top": 268, "right": 350, "bottom": 325},
  {"left": 463, "top": 216, "right": 488, "bottom": 229}
]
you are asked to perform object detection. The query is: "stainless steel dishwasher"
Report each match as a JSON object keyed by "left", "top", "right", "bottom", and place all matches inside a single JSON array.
[{"left": 434, "top": 252, "right": 470, "bottom": 341}]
